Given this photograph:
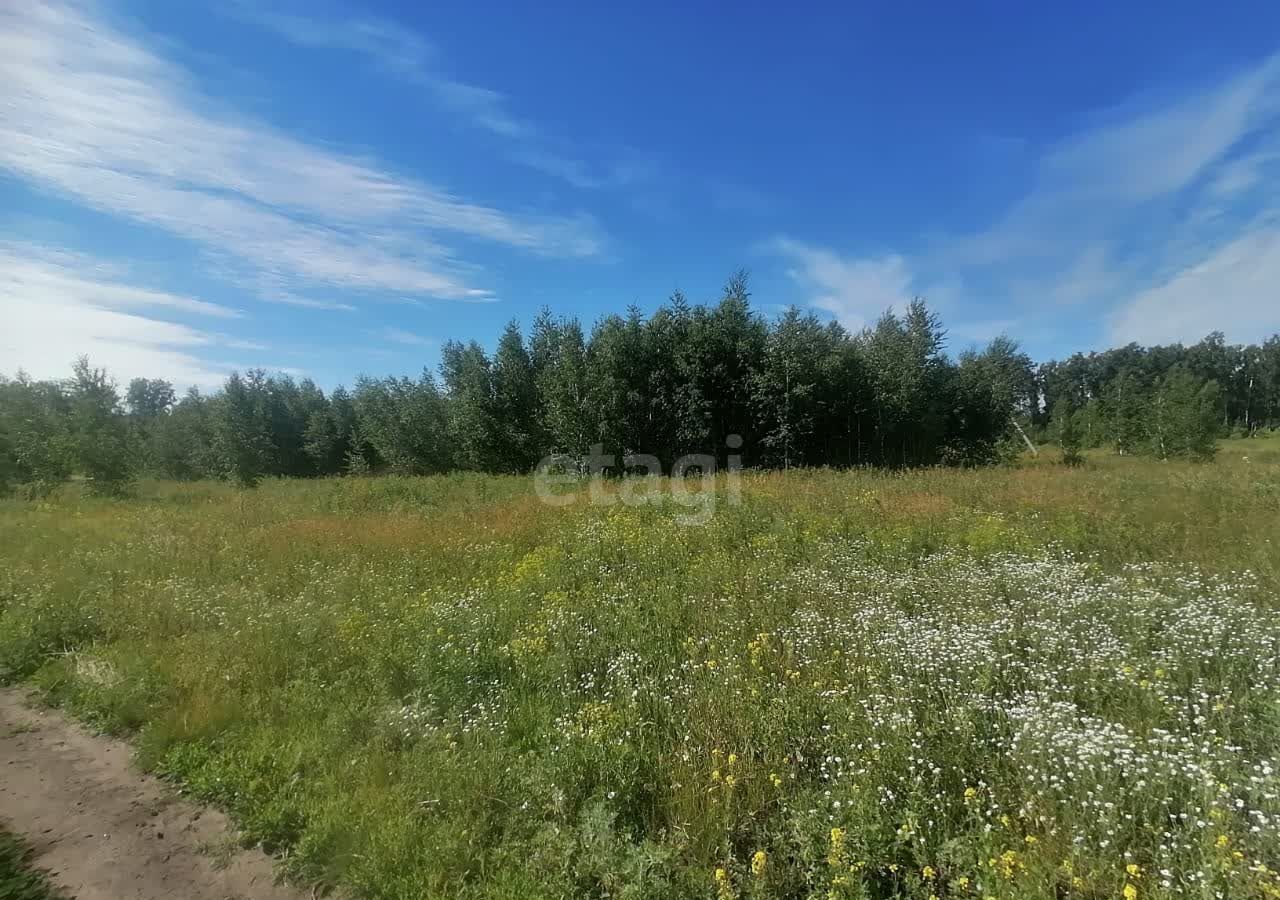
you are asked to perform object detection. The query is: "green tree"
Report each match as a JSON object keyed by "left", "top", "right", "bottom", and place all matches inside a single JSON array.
[
  {"left": 215, "top": 371, "right": 273, "bottom": 487},
  {"left": 533, "top": 315, "right": 591, "bottom": 460},
  {"left": 946, "top": 336, "right": 1035, "bottom": 466},
  {"left": 352, "top": 373, "right": 451, "bottom": 474},
  {"left": 152, "top": 388, "right": 217, "bottom": 480},
  {"left": 440, "top": 340, "right": 498, "bottom": 471},
  {"left": 859, "top": 300, "right": 950, "bottom": 466},
  {"left": 1054, "top": 397, "right": 1084, "bottom": 466},
  {"left": 1104, "top": 370, "right": 1147, "bottom": 455},
  {"left": 0, "top": 373, "right": 74, "bottom": 496},
  {"left": 1150, "top": 368, "right": 1221, "bottom": 461},
  {"left": 754, "top": 308, "right": 828, "bottom": 468},
  {"left": 491, "top": 321, "right": 541, "bottom": 472},
  {"left": 68, "top": 357, "right": 135, "bottom": 496}
]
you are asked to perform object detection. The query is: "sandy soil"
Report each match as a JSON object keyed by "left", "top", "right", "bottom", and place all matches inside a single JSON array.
[{"left": 0, "top": 688, "right": 311, "bottom": 900}]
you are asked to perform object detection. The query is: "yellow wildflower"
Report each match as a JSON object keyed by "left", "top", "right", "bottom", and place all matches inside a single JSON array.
[
  {"left": 1126, "top": 863, "right": 1142, "bottom": 878},
  {"left": 769, "top": 772, "right": 783, "bottom": 788},
  {"left": 1123, "top": 885, "right": 1138, "bottom": 900},
  {"left": 727, "top": 753, "right": 738, "bottom": 766},
  {"left": 751, "top": 850, "right": 767, "bottom": 877},
  {"left": 922, "top": 864, "right": 936, "bottom": 880},
  {"left": 714, "top": 866, "right": 734, "bottom": 900},
  {"left": 828, "top": 827, "right": 847, "bottom": 867},
  {"left": 1024, "top": 835, "right": 1038, "bottom": 845}
]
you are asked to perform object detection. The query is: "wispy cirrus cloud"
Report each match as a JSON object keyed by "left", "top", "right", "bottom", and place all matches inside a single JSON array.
[
  {"left": 222, "top": 3, "right": 533, "bottom": 138},
  {"left": 774, "top": 51, "right": 1280, "bottom": 350},
  {"left": 0, "top": 241, "right": 252, "bottom": 388},
  {"left": 373, "top": 327, "right": 436, "bottom": 348},
  {"left": 0, "top": 0, "right": 603, "bottom": 308},
  {"left": 224, "top": 2, "right": 661, "bottom": 193}
]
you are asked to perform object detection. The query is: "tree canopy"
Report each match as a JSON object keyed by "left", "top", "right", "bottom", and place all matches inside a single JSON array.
[{"left": 3, "top": 277, "right": 1276, "bottom": 492}]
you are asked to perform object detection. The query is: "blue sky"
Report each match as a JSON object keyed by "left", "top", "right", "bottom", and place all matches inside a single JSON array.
[{"left": 4, "top": 0, "right": 1280, "bottom": 389}]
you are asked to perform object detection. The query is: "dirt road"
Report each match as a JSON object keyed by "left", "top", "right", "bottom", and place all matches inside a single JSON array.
[{"left": 0, "top": 689, "right": 310, "bottom": 900}]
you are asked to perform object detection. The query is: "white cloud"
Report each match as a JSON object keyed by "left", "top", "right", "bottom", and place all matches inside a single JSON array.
[
  {"left": 958, "top": 55, "right": 1280, "bottom": 271},
  {"left": 0, "top": 0, "right": 602, "bottom": 309},
  {"left": 775, "top": 52, "right": 1280, "bottom": 352},
  {"left": 1108, "top": 229, "right": 1280, "bottom": 346},
  {"left": 222, "top": 6, "right": 433, "bottom": 76},
  {"left": 772, "top": 238, "right": 916, "bottom": 331},
  {"left": 374, "top": 327, "right": 435, "bottom": 347},
  {"left": 225, "top": 2, "right": 658, "bottom": 194},
  {"left": 0, "top": 242, "right": 248, "bottom": 388},
  {"left": 224, "top": 3, "right": 533, "bottom": 138}
]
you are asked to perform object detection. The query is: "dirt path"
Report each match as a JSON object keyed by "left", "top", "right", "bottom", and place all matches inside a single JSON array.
[{"left": 0, "top": 688, "right": 311, "bottom": 900}]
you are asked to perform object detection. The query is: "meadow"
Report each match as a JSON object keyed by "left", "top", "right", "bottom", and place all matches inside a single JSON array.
[{"left": 1, "top": 439, "right": 1279, "bottom": 899}]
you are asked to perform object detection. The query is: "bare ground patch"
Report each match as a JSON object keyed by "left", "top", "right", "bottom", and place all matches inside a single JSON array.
[{"left": 0, "top": 688, "right": 309, "bottom": 900}]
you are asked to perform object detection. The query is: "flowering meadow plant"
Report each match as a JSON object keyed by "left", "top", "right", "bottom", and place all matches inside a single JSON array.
[{"left": 1, "top": 447, "right": 1279, "bottom": 898}]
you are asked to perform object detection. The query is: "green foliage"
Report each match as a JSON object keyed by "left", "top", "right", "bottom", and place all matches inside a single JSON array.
[
  {"left": 7, "top": 286, "right": 1280, "bottom": 489},
  {"left": 1151, "top": 368, "right": 1223, "bottom": 462},
  {"left": 753, "top": 307, "right": 827, "bottom": 468},
  {"left": 0, "top": 374, "right": 74, "bottom": 497},
  {"left": 151, "top": 388, "right": 218, "bottom": 480},
  {"left": 440, "top": 339, "right": 500, "bottom": 471},
  {"left": 1104, "top": 369, "right": 1147, "bottom": 455},
  {"left": 1054, "top": 397, "right": 1084, "bottom": 466},
  {"left": 1, "top": 451, "right": 1279, "bottom": 899},
  {"left": 352, "top": 372, "right": 450, "bottom": 474},
  {"left": 68, "top": 357, "right": 135, "bottom": 497},
  {"left": 214, "top": 371, "right": 273, "bottom": 487}
]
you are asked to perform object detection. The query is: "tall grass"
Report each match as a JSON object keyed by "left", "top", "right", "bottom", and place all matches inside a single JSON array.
[{"left": 1, "top": 438, "right": 1278, "bottom": 899}]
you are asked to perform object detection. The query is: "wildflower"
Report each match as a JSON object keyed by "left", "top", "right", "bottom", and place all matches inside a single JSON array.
[
  {"left": 1215, "top": 834, "right": 1230, "bottom": 848},
  {"left": 751, "top": 850, "right": 767, "bottom": 877},
  {"left": 724, "top": 774, "right": 736, "bottom": 787},
  {"left": 922, "top": 865, "right": 936, "bottom": 880},
  {"left": 957, "top": 875, "right": 970, "bottom": 890},
  {"left": 1126, "top": 864, "right": 1142, "bottom": 878},
  {"left": 711, "top": 769, "right": 722, "bottom": 783},
  {"left": 769, "top": 772, "right": 783, "bottom": 788},
  {"left": 714, "top": 866, "right": 734, "bottom": 900},
  {"left": 727, "top": 753, "right": 738, "bottom": 766},
  {"left": 1024, "top": 835, "right": 1037, "bottom": 845},
  {"left": 828, "top": 827, "right": 847, "bottom": 867},
  {"left": 963, "top": 786, "right": 977, "bottom": 801},
  {"left": 1123, "top": 885, "right": 1138, "bottom": 900}
]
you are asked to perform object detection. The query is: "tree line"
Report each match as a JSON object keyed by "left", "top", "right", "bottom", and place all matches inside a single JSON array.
[
  {"left": 2, "top": 274, "right": 1277, "bottom": 495},
  {"left": 1036, "top": 332, "right": 1280, "bottom": 463}
]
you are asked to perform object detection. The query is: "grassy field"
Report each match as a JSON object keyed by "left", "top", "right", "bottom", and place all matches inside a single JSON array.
[{"left": 1, "top": 438, "right": 1279, "bottom": 899}]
